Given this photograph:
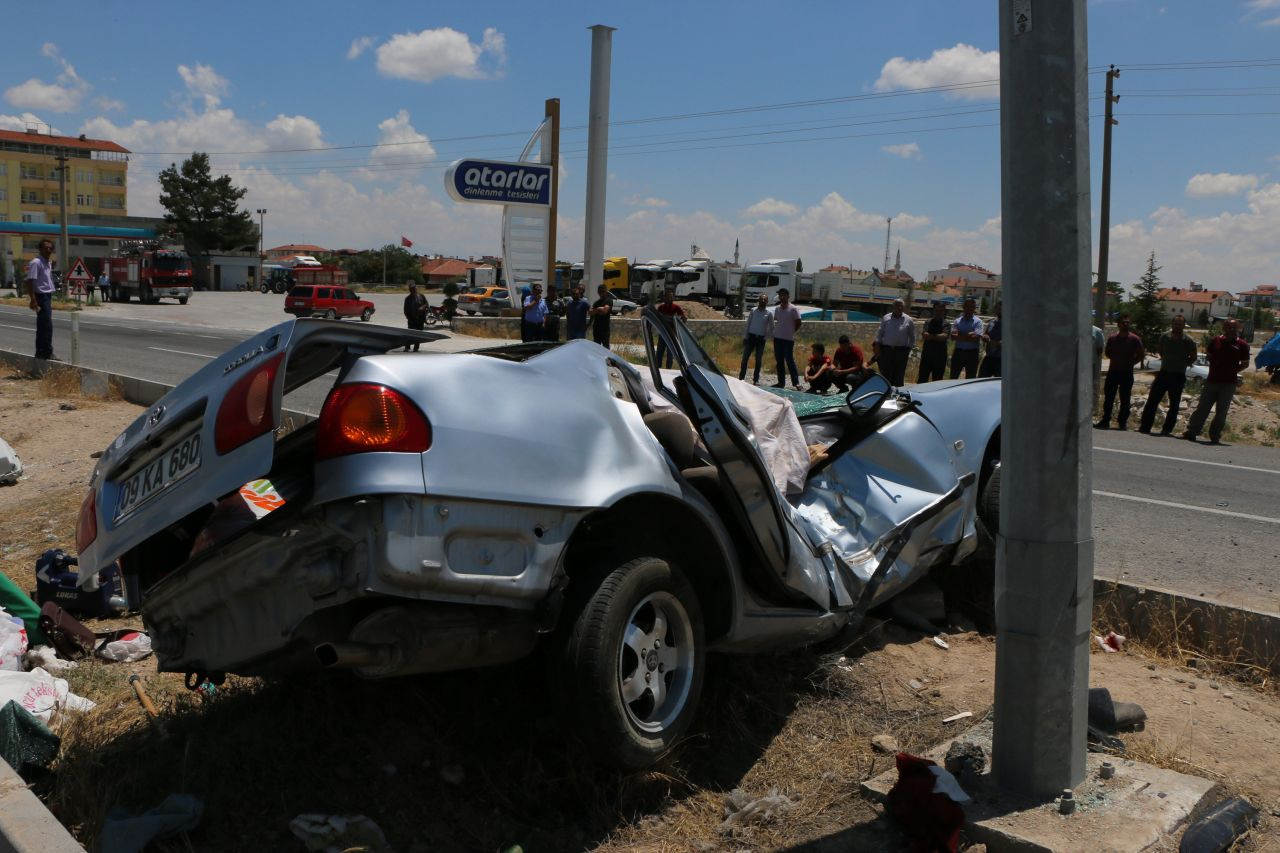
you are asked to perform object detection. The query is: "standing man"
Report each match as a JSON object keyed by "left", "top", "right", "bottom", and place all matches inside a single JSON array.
[
  {"left": 917, "top": 301, "right": 951, "bottom": 383},
  {"left": 654, "top": 289, "right": 686, "bottom": 368},
  {"left": 738, "top": 293, "right": 773, "bottom": 383},
  {"left": 1092, "top": 324, "right": 1106, "bottom": 415},
  {"left": 1182, "top": 319, "right": 1250, "bottom": 445},
  {"left": 543, "top": 285, "right": 564, "bottom": 342},
  {"left": 521, "top": 282, "right": 548, "bottom": 343},
  {"left": 1095, "top": 313, "right": 1145, "bottom": 430},
  {"left": 873, "top": 298, "right": 915, "bottom": 387},
  {"left": 590, "top": 284, "right": 613, "bottom": 348},
  {"left": 1138, "top": 314, "right": 1197, "bottom": 435},
  {"left": 830, "top": 335, "right": 867, "bottom": 392},
  {"left": 771, "top": 288, "right": 803, "bottom": 388},
  {"left": 949, "top": 298, "right": 984, "bottom": 379},
  {"left": 98, "top": 269, "right": 110, "bottom": 303},
  {"left": 402, "top": 281, "right": 427, "bottom": 352},
  {"left": 978, "top": 302, "right": 1004, "bottom": 377},
  {"left": 564, "top": 285, "right": 591, "bottom": 341},
  {"left": 25, "top": 239, "right": 56, "bottom": 360}
]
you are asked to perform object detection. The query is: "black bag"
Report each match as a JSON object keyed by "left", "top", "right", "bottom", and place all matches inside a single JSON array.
[{"left": 37, "top": 602, "right": 97, "bottom": 660}]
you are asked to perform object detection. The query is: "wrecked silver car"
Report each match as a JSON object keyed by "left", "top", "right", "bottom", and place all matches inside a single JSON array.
[{"left": 76, "top": 312, "right": 1001, "bottom": 768}]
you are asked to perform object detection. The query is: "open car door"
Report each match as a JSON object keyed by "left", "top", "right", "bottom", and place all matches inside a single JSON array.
[{"left": 641, "top": 309, "right": 820, "bottom": 604}]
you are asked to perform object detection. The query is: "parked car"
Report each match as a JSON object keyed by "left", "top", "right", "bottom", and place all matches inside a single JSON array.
[
  {"left": 476, "top": 290, "right": 512, "bottom": 317},
  {"left": 75, "top": 312, "right": 1001, "bottom": 768},
  {"left": 1146, "top": 352, "right": 1209, "bottom": 381},
  {"left": 457, "top": 285, "right": 505, "bottom": 315},
  {"left": 283, "top": 285, "right": 375, "bottom": 321},
  {"left": 610, "top": 297, "right": 639, "bottom": 316}
]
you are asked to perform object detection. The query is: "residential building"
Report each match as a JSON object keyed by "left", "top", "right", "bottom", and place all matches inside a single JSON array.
[
  {"left": 421, "top": 255, "right": 479, "bottom": 286},
  {"left": 1157, "top": 284, "right": 1234, "bottom": 323},
  {"left": 265, "top": 243, "right": 329, "bottom": 261},
  {"left": 0, "top": 126, "right": 129, "bottom": 277},
  {"left": 1235, "top": 284, "right": 1276, "bottom": 310}
]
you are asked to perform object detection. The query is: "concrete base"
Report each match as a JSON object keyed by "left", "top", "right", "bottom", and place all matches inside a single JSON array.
[{"left": 862, "top": 720, "right": 1217, "bottom": 852}]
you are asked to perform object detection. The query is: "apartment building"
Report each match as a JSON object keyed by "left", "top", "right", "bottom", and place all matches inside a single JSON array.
[{"left": 0, "top": 126, "right": 130, "bottom": 279}]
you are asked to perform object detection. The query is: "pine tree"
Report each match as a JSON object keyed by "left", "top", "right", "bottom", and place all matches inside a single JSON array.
[
  {"left": 158, "top": 153, "right": 257, "bottom": 256},
  {"left": 1128, "top": 251, "right": 1167, "bottom": 353}
]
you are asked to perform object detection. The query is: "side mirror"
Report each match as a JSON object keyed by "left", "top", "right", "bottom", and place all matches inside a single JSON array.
[{"left": 845, "top": 373, "right": 892, "bottom": 418}]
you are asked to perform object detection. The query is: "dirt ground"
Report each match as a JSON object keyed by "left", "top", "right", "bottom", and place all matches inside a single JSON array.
[{"left": 1, "top": 366, "right": 1279, "bottom": 851}]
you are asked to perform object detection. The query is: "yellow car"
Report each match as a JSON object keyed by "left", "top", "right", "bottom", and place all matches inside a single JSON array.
[{"left": 457, "top": 285, "right": 505, "bottom": 315}]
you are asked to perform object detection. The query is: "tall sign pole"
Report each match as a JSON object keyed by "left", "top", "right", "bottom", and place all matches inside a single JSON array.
[
  {"left": 544, "top": 98, "right": 560, "bottom": 291},
  {"left": 583, "top": 25, "right": 616, "bottom": 295},
  {"left": 993, "top": 0, "right": 1093, "bottom": 794},
  {"left": 56, "top": 149, "right": 70, "bottom": 295},
  {"left": 1094, "top": 66, "right": 1120, "bottom": 324}
]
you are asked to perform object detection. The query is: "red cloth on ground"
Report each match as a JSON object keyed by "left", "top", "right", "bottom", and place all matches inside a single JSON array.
[{"left": 885, "top": 752, "right": 965, "bottom": 853}]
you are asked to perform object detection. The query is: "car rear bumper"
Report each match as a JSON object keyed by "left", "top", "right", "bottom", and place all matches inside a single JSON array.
[{"left": 142, "top": 492, "right": 585, "bottom": 676}]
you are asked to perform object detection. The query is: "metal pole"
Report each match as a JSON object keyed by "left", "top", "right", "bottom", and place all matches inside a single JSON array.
[
  {"left": 56, "top": 150, "right": 70, "bottom": 296},
  {"left": 382, "top": 247, "right": 386, "bottom": 287},
  {"left": 993, "top": 0, "right": 1093, "bottom": 795},
  {"left": 70, "top": 311, "right": 80, "bottom": 366},
  {"left": 256, "top": 208, "right": 267, "bottom": 291},
  {"left": 583, "top": 25, "right": 616, "bottom": 296},
  {"left": 1094, "top": 66, "right": 1119, "bottom": 324},
  {"left": 544, "top": 98, "right": 560, "bottom": 292}
]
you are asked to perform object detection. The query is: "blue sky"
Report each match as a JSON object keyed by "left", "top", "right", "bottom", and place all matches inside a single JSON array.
[{"left": 3, "top": 0, "right": 1279, "bottom": 291}]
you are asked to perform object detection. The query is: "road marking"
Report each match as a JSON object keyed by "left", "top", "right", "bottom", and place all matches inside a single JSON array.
[
  {"left": 1093, "top": 490, "right": 1279, "bottom": 525},
  {"left": 148, "top": 347, "right": 214, "bottom": 359},
  {"left": 0, "top": 323, "right": 32, "bottom": 332},
  {"left": 1096, "top": 446, "right": 1280, "bottom": 476}
]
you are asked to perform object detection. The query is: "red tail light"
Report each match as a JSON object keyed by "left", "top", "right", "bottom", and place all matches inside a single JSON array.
[
  {"left": 215, "top": 353, "right": 284, "bottom": 454},
  {"left": 76, "top": 488, "right": 97, "bottom": 551},
  {"left": 316, "top": 383, "right": 431, "bottom": 460}
]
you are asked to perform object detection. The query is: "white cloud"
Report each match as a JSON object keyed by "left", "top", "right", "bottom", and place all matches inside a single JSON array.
[
  {"left": 0, "top": 111, "right": 58, "bottom": 133},
  {"left": 980, "top": 216, "right": 1002, "bottom": 237},
  {"left": 4, "top": 43, "right": 88, "bottom": 112},
  {"left": 177, "top": 63, "right": 230, "bottom": 110},
  {"left": 347, "top": 36, "right": 375, "bottom": 60},
  {"left": 741, "top": 197, "right": 799, "bottom": 219},
  {"left": 625, "top": 195, "right": 668, "bottom": 208},
  {"left": 1185, "top": 172, "right": 1259, "bottom": 198},
  {"left": 882, "top": 142, "right": 922, "bottom": 160},
  {"left": 1243, "top": 0, "right": 1280, "bottom": 25},
  {"left": 874, "top": 44, "right": 1000, "bottom": 100},
  {"left": 94, "top": 96, "right": 124, "bottom": 112},
  {"left": 375, "top": 27, "right": 507, "bottom": 83},
  {"left": 264, "top": 115, "right": 326, "bottom": 150},
  {"left": 368, "top": 110, "right": 435, "bottom": 173}
]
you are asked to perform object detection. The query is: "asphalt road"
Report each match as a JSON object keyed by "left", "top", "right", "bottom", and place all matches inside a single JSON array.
[{"left": 2, "top": 292, "right": 1277, "bottom": 611}]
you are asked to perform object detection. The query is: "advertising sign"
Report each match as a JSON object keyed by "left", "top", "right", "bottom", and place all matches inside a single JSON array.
[{"left": 446, "top": 159, "right": 552, "bottom": 207}]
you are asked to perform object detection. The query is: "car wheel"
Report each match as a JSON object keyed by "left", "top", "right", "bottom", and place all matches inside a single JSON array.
[
  {"left": 466, "top": 309, "right": 476, "bottom": 316},
  {"left": 324, "top": 309, "right": 337, "bottom": 320},
  {"left": 259, "top": 283, "right": 269, "bottom": 294},
  {"left": 178, "top": 297, "right": 189, "bottom": 305},
  {"left": 978, "top": 460, "right": 1001, "bottom": 534},
  {"left": 360, "top": 308, "right": 373, "bottom": 322},
  {"left": 559, "top": 555, "right": 704, "bottom": 769}
]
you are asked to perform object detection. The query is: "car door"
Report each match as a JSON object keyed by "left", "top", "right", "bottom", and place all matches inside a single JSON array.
[
  {"left": 340, "top": 289, "right": 360, "bottom": 317},
  {"left": 641, "top": 309, "right": 807, "bottom": 601}
]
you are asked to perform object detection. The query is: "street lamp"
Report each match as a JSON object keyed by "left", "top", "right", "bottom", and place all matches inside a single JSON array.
[{"left": 256, "top": 208, "right": 267, "bottom": 292}]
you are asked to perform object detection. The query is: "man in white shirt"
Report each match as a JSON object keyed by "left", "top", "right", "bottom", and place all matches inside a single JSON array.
[
  {"left": 25, "top": 239, "right": 57, "bottom": 360},
  {"left": 738, "top": 294, "right": 774, "bottom": 384},
  {"left": 770, "top": 288, "right": 803, "bottom": 388},
  {"left": 873, "top": 298, "right": 916, "bottom": 387}
]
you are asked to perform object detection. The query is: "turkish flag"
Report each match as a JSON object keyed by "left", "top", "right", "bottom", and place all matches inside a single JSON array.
[{"left": 401, "top": 235, "right": 413, "bottom": 248}]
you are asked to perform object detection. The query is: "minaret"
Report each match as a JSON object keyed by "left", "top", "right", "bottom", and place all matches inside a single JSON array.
[{"left": 894, "top": 247, "right": 901, "bottom": 276}]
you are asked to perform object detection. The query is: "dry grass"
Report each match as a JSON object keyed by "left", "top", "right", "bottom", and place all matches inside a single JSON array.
[{"left": 32, "top": 364, "right": 124, "bottom": 402}]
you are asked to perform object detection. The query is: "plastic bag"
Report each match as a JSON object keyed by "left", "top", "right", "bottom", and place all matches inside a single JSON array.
[
  {"left": 96, "top": 631, "right": 153, "bottom": 663},
  {"left": 0, "top": 667, "right": 95, "bottom": 723},
  {"left": 0, "top": 614, "right": 29, "bottom": 672}
]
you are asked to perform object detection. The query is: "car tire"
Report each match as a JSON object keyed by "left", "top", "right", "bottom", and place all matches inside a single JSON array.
[
  {"left": 324, "top": 309, "right": 337, "bottom": 320},
  {"left": 466, "top": 310, "right": 476, "bottom": 316},
  {"left": 360, "top": 308, "right": 373, "bottom": 322},
  {"left": 259, "top": 283, "right": 269, "bottom": 294},
  {"left": 558, "top": 555, "right": 705, "bottom": 769},
  {"left": 178, "top": 297, "right": 189, "bottom": 305},
  {"left": 978, "top": 460, "right": 1001, "bottom": 534}
]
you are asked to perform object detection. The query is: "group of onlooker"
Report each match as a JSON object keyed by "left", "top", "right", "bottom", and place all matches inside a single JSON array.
[
  {"left": 518, "top": 283, "right": 614, "bottom": 346},
  {"left": 1096, "top": 314, "right": 1251, "bottom": 444},
  {"left": 871, "top": 297, "right": 1003, "bottom": 387}
]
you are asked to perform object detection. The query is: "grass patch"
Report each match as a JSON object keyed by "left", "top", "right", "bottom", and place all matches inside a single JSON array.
[{"left": 33, "top": 364, "right": 123, "bottom": 402}]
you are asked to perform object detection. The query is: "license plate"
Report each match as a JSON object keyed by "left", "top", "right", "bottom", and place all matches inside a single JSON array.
[{"left": 113, "top": 432, "right": 203, "bottom": 522}]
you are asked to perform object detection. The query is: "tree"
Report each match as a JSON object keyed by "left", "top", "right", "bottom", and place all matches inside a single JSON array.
[
  {"left": 157, "top": 153, "right": 257, "bottom": 256},
  {"left": 1128, "top": 251, "right": 1167, "bottom": 351},
  {"left": 1196, "top": 309, "right": 1210, "bottom": 328},
  {"left": 339, "top": 246, "right": 422, "bottom": 287}
]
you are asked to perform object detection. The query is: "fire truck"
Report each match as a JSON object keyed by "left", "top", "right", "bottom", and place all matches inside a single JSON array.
[{"left": 107, "top": 249, "right": 193, "bottom": 305}]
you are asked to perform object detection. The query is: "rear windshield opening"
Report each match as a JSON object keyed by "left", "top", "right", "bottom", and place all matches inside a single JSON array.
[{"left": 288, "top": 286, "right": 313, "bottom": 297}]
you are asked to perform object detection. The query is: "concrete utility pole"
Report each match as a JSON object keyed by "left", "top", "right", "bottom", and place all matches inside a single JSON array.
[
  {"left": 993, "top": 0, "right": 1094, "bottom": 795},
  {"left": 55, "top": 149, "right": 70, "bottom": 295},
  {"left": 583, "top": 24, "right": 616, "bottom": 295},
  {"left": 544, "top": 98, "right": 560, "bottom": 291},
  {"left": 1094, "top": 66, "right": 1120, "bottom": 324}
]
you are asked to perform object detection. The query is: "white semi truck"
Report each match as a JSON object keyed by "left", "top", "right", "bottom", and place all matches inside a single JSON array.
[
  {"left": 664, "top": 258, "right": 740, "bottom": 308},
  {"left": 741, "top": 258, "right": 814, "bottom": 305},
  {"left": 629, "top": 259, "right": 674, "bottom": 303}
]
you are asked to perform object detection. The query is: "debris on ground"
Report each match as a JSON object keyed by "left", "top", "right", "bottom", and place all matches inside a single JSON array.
[
  {"left": 289, "top": 813, "right": 391, "bottom": 853},
  {"left": 0, "top": 436, "right": 21, "bottom": 485},
  {"left": 0, "top": 667, "right": 95, "bottom": 723},
  {"left": 1095, "top": 630, "right": 1127, "bottom": 653},
  {"left": 0, "top": 699, "right": 59, "bottom": 779},
  {"left": 942, "top": 711, "right": 972, "bottom": 724},
  {"left": 720, "top": 787, "right": 795, "bottom": 831},
  {"left": 933, "top": 636, "right": 950, "bottom": 650},
  {"left": 99, "top": 793, "right": 204, "bottom": 853},
  {"left": 871, "top": 733, "right": 899, "bottom": 754},
  {"left": 22, "top": 645, "right": 75, "bottom": 674},
  {"left": 0, "top": 609, "right": 27, "bottom": 671},
  {"left": 886, "top": 753, "right": 969, "bottom": 853},
  {"left": 1088, "top": 686, "right": 1147, "bottom": 733},
  {"left": 943, "top": 740, "right": 987, "bottom": 779},
  {"left": 1179, "top": 797, "right": 1260, "bottom": 853},
  {"left": 96, "top": 629, "right": 152, "bottom": 662}
]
